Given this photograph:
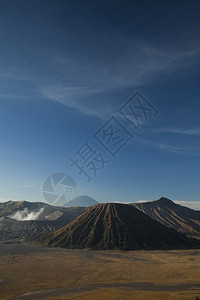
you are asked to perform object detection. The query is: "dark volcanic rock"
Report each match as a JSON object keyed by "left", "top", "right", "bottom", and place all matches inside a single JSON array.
[{"left": 0, "top": 201, "right": 87, "bottom": 241}]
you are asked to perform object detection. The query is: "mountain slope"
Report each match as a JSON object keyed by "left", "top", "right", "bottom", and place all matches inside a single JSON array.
[
  {"left": 0, "top": 201, "right": 87, "bottom": 240},
  {"left": 132, "top": 197, "right": 200, "bottom": 238},
  {"left": 65, "top": 195, "right": 98, "bottom": 207},
  {"left": 0, "top": 217, "right": 58, "bottom": 240},
  {"left": 0, "top": 200, "right": 87, "bottom": 220},
  {"left": 0, "top": 201, "right": 43, "bottom": 218},
  {"left": 34, "top": 203, "right": 199, "bottom": 250}
]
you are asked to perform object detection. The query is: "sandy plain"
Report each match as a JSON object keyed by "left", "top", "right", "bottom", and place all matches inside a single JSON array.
[{"left": 0, "top": 241, "right": 200, "bottom": 300}]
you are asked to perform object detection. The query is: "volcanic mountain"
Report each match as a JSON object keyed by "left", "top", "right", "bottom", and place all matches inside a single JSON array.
[
  {"left": 34, "top": 203, "right": 200, "bottom": 250},
  {"left": 132, "top": 197, "right": 200, "bottom": 238},
  {"left": 0, "top": 201, "right": 87, "bottom": 241},
  {"left": 0, "top": 217, "right": 59, "bottom": 241},
  {"left": 65, "top": 195, "right": 99, "bottom": 207},
  {"left": 0, "top": 200, "right": 87, "bottom": 220}
]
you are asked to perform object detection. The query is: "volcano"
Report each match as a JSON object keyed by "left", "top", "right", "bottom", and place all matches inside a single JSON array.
[
  {"left": 34, "top": 203, "right": 199, "bottom": 250},
  {"left": 132, "top": 197, "right": 200, "bottom": 238}
]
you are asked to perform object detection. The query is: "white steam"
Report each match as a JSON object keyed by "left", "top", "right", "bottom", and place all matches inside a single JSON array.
[{"left": 9, "top": 208, "right": 44, "bottom": 221}]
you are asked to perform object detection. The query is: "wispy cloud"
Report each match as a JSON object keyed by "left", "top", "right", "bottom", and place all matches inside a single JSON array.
[
  {"left": 0, "top": 69, "right": 30, "bottom": 82},
  {"left": 1, "top": 36, "right": 200, "bottom": 119},
  {"left": 38, "top": 42, "right": 200, "bottom": 118},
  {"left": 137, "top": 136, "right": 200, "bottom": 157},
  {"left": 16, "top": 184, "right": 36, "bottom": 188},
  {"left": 174, "top": 201, "right": 200, "bottom": 210},
  {"left": 137, "top": 123, "right": 200, "bottom": 157},
  {"left": 137, "top": 200, "right": 149, "bottom": 203},
  {"left": 154, "top": 127, "right": 200, "bottom": 136},
  {"left": 0, "top": 198, "right": 9, "bottom": 202},
  {"left": 41, "top": 85, "right": 112, "bottom": 118}
]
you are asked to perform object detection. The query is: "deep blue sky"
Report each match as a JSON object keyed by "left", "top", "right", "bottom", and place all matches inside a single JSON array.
[{"left": 0, "top": 0, "right": 200, "bottom": 208}]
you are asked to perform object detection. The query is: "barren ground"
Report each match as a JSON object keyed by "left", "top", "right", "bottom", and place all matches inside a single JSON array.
[{"left": 0, "top": 241, "right": 200, "bottom": 300}]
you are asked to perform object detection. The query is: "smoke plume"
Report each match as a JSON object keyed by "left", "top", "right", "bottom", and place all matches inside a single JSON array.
[{"left": 9, "top": 208, "right": 44, "bottom": 221}]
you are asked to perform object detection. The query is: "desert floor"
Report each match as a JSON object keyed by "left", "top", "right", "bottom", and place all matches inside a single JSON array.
[{"left": 0, "top": 241, "right": 200, "bottom": 300}]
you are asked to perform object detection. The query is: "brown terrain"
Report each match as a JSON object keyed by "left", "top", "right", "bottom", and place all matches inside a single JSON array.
[
  {"left": 0, "top": 201, "right": 87, "bottom": 241},
  {"left": 34, "top": 202, "right": 200, "bottom": 250},
  {"left": 1, "top": 199, "right": 200, "bottom": 299},
  {"left": 132, "top": 197, "right": 200, "bottom": 238},
  {"left": 0, "top": 241, "right": 200, "bottom": 300}
]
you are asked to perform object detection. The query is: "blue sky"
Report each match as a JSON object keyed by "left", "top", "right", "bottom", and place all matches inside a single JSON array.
[{"left": 0, "top": 0, "right": 200, "bottom": 208}]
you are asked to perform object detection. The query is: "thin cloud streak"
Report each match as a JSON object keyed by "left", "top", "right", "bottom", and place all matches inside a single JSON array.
[
  {"left": 1, "top": 40, "right": 200, "bottom": 119},
  {"left": 17, "top": 184, "right": 36, "bottom": 188},
  {"left": 154, "top": 128, "right": 200, "bottom": 136},
  {"left": 0, "top": 198, "right": 9, "bottom": 202},
  {"left": 175, "top": 201, "right": 200, "bottom": 210},
  {"left": 39, "top": 43, "right": 200, "bottom": 118},
  {"left": 136, "top": 137, "right": 200, "bottom": 157}
]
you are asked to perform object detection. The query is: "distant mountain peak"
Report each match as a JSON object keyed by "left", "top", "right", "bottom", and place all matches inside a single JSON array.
[
  {"left": 65, "top": 195, "right": 98, "bottom": 207},
  {"left": 157, "top": 197, "right": 174, "bottom": 204},
  {"left": 132, "top": 198, "right": 200, "bottom": 238}
]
